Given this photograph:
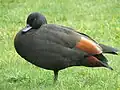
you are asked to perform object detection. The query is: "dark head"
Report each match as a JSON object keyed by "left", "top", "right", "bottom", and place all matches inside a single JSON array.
[{"left": 22, "top": 12, "right": 47, "bottom": 33}]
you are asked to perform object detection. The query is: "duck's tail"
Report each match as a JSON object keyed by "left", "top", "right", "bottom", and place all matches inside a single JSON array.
[{"left": 99, "top": 44, "right": 119, "bottom": 55}]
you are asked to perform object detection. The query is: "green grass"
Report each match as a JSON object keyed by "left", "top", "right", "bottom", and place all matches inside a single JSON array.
[{"left": 0, "top": 0, "right": 120, "bottom": 90}]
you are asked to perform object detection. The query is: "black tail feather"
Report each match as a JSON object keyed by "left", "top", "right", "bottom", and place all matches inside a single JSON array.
[
  {"left": 94, "top": 54, "right": 108, "bottom": 63},
  {"left": 93, "top": 54, "right": 113, "bottom": 70},
  {"left": 99, "top": 44, "right": 119, "bottom": 55},
  {"left": 99, "top": 60, "right": 113, "bottom": 70}
]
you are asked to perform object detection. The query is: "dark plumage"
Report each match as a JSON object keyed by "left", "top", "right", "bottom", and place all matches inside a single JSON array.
[{"left": 14, "top": 12, "right": 119, "bottom": 82}]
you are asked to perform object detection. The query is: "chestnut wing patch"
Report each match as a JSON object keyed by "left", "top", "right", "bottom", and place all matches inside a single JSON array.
[{"left": 75, "top": 37, "right": 102, "bottom": 54}]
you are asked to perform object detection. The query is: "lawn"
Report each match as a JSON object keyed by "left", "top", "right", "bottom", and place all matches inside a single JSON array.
[{"left": 0, "top": 0, "right": 120, "bottom": 90}]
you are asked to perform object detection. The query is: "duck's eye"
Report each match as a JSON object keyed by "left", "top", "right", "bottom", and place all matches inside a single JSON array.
[
  {"left": 30, "top": 18, "right": 36, "bottom": 22},
  {"left": 34, "top": 18, "right": 37, "bottom": 21},
  {"left": 30, "top": 18, "right": 34, "bottom": 22},
  {"left": 28, "top": 17, "right": 35, "bottom": 22}
]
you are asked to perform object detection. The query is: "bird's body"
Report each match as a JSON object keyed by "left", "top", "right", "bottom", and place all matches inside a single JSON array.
[
  {"left": 14, "top": 12, "right": 119, "bottom": 82},
  {"left": 15, "top": 24, "right": 88, "bottom": 70}
]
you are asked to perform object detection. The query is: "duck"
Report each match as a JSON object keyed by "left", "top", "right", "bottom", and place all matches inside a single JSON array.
[{"left": 14, "top": 12, "right": 119, "bottom": 82}]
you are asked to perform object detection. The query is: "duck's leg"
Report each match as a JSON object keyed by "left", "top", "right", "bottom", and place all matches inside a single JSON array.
[{"left": 54, "top": 70, "right": 59, "bottom": 83}]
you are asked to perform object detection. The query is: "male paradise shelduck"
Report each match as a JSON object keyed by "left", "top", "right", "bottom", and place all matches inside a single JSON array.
[{"left": 14, "top": 12, "right": 119, "bottom": 82}]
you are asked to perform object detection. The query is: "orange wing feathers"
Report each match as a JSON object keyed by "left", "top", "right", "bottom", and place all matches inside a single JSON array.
[{"left": 75, "top": 37, "right": 102, "bottom": 54}]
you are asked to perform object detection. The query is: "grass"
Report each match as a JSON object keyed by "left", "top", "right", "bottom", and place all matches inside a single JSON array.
[{"left": 0, "top": 0, "right": 120, "bottom": 90}]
